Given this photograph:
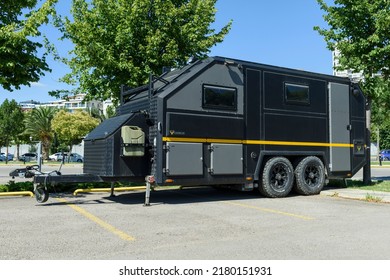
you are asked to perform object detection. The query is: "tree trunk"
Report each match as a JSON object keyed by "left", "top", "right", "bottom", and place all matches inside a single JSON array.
[
  {"left": 363, "top": 98, "right": 371, "bottom": 185},
  {"left": 16, "top": 143, "right": 20, "bottom": 161},
  {"left": 5, "top": 144, "right": 9, "bottom": 164},
  {"left": 376, "top": 127, "right": 380, "bottom": 161},
  {"left": 67, "top": 144, "right": 73, "bottom": 163}
]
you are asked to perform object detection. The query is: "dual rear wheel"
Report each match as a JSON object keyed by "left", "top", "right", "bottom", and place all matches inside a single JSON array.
[{"left": 259, "top": 156, "right": 325, "bottom": 198}]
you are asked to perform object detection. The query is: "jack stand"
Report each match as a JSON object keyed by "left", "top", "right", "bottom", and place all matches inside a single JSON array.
[
  {"left": 110, "top": 182, "right": 115, "bottom": 197},
  {"left": 144, "top": 175, "right": 155, "bottom": 206}
]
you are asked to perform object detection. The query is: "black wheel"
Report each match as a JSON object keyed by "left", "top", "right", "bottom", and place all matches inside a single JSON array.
[
  {"left": 260, "top": 157, "right": 294, "bottom": 198},
  {"left": 294, "top": 156, "right": 325, "bottom": 195},
  {"left": 35, "top": 187, "right": 49, "bottom": 203}
]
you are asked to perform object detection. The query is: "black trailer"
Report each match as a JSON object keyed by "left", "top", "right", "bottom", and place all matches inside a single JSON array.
[{"left": 30, "top": 56, "right": 367, "bottom": 202}]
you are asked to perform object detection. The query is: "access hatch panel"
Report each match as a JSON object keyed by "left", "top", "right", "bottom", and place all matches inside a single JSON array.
[
  {"left": 166, "top": 142, "right": 203, "bottom": 176},
  {"left": 210, "top": 144, "right": 243, "bottom": 175}
]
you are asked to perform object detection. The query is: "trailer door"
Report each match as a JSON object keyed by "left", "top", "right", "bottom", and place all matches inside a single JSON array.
[{"left": 329, "top": 82, "right": 351, "bottom": 172}]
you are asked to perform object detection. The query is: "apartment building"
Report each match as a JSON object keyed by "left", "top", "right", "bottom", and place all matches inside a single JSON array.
[
  {"left": 332, "top": 49, "right": 364, "bottom": 81},
  {"left": 19, "top": 93, "right": 113, "bottom": 115}
]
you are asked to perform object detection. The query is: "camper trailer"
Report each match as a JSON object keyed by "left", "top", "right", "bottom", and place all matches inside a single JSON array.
[{"left": 26, "top": 56, "right": 367, "bottom": 202}]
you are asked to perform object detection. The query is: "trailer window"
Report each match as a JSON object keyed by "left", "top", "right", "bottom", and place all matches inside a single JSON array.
[
  {"left": 203, "top": 85, "right": 237, "bottom": 111},
  {"left": 285, "top": 83, "right": 310, "bottom": 104}
]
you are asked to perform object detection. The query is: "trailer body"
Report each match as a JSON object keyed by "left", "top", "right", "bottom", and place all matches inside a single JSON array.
[{"left": 82, "top": 56, "right": 367, "bottom": 197}]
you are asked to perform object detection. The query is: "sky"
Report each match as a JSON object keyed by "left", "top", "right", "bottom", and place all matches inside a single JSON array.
[{"left": 0, "top": 0, "right": 333, "bottom": 105}]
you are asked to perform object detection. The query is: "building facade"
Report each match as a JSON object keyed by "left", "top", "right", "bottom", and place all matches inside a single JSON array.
[
  {"left": 15, "top": 94, "right": 114, "bottom": 157},
  {"left": 332, "top": 49, "right": 364, "bottom": 81},
  {"left": 19, "top": 93, "right": 113, "bottom": 115}
]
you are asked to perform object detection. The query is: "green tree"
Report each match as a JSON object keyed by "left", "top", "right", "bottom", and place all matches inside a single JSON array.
[
  {"left": 370, "top": 78, "right": 390, "bottom": 154},
  {"left": 315, "top": 0, "right": 390, "bottom": 82},
  {"left": 24, "top": 106, "right": 58, "bottom": 159},
  {"left": 0, "top": 99, "right": 24, "bottom": 163},
  {"left": 315, "top": 0, "right": 390, "bottom": 183},
  {"left": 52, "top": 110, "right": 99, "bottom": 156},
  {"left": 315, "top": 0, "right": 390, "bottom": 114},
  {"left": 0, "top": 0, "right": 58, "bottom": 91},
  {"left": 52, "top": 0, "right": 231, "bottom": 101}
]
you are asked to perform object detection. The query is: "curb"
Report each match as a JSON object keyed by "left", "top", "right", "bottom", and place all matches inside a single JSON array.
[
  {"left": 321, "top": 189, "right": 390, "bottom": 203},
  {"left": 0, "top": 191, "right": 34, "bottom": 197}
]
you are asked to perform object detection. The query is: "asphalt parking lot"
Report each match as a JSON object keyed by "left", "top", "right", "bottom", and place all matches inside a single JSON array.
[{"left": 1, "top": 186, "right": 390, "bottom": 260}]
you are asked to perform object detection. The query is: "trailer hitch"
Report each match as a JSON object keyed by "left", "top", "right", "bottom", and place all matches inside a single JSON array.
[
  {"left": 9, "top": 165, "right": 61, "bottom": 179},
  {"left": 9, "top": 164, "right": 62, "bottom": 203}
]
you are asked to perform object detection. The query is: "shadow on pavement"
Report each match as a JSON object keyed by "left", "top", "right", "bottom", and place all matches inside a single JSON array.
[{"left": 39, "top": 187, "right": 280, "bottom": 206}]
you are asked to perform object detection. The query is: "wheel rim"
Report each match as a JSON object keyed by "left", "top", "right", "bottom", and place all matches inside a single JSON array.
[
  {"left": 35, "top": 189, "right": 44, "bottom": 201},
  {"left": 270, "top": 163, "right": 289, "bottom": 191},
  {"left": 35, "top": 188, "right": 48, "bottom": 202},
  {"left": 303, "top": 164, "right": 320, "bottom": 186},
  {"left": 36, "top": 188, "right": 45, "bottom": 198}
]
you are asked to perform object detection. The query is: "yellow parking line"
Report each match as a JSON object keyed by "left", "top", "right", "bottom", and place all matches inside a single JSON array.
[
  {"left": 56, "top": 198, "right": 135, "bottom": 242},
  {"left": 222, "top": 201, "right": 315, "bottom": 221},
  {"left": 175, "top": 189, "right": 314, "bottom": 220}
]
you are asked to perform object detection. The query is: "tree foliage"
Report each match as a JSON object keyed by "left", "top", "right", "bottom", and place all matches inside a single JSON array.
[
  {"left": 24, "top": 106, "right": 58, "bottom": 159},
  {"left": 87, "top": 105, "right": 116, "bottom": 123},
  {"left": 0, "top": 99, "right": 24, "bottom": 163},
  {"left": 0, "top": 0, "right": 58, "bottom": 91},
  {"left": 370, "top": 78, "right": 390, "bottom": 124},
  {"left": 52, "top": 110, "right": 99, "bottom": 152},
  {"left": 315, "top": 0, "right": 390, "bottom": 137},
  {"left": 370, "top": 77, "right": 390, "bottom": 149},
  {"left": 53, "top": 0, "right": 232, "bottom": 101},
  {"left": 315, "top": 0, "right": 390, "bottom": 86}
]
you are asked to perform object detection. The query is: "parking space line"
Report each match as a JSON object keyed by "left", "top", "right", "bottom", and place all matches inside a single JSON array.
[
  {"left": 222, "top": 201, "right": 315, "bottom": 220},
  {"left": 56, "top": 198, "right": 135, "bottom": 242},
  {"left": 174, "top": 190, "right": 315, "bottom": 220}
]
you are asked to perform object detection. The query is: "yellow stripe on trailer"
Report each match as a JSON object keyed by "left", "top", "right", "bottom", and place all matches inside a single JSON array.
[{"left": 162, "top": 136, "right": 353, "bottom": 148}]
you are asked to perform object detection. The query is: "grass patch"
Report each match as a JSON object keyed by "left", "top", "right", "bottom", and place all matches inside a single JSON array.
[
  {"left": 0, "top": 181, "right": 34, "bottom": 192},
  {"left": 328, "top": 179, "right": 390, "bottom": 192},
  {"left": 365, "top": 193, "right": 383, "bottom": 203},
  {"left": 346, "top": 180, "right": 390, "bottom": 192},
  {"left": 371, "top": 161, "right": 390, "bottom": 166}
]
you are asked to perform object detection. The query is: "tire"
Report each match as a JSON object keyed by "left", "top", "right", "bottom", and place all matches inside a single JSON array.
[
  {"left": 294, "top": 156, "right": 325, "bottom": 195},
  {"left": 35, "top": 187, "right": 49, "bottom": 203},
  {"left": 260, "top": 157, "right": 294, "bottom": 198}
]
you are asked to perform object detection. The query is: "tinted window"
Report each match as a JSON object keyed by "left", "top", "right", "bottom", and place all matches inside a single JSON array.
[
  {"left": 285, "top": 83, "right": 310, "bottom": 104},
  {"left": 203, "top": 85, "right": 237, "bottom": 111}
]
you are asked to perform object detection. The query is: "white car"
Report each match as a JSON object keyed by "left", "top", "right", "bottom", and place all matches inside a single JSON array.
[
  {"left": 49, "top": 152, "right": 65, "bottom": 161},
  {"left": 49, "top": 152, "right": 83, "bottom": 162}
]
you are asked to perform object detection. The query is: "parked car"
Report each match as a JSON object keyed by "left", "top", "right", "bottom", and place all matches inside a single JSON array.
[
  {"left": 379, "top": 150, "right": 390, "bottom": 161},
  {"left": 0, "top": 152, "right": 14, "bottom": 161},
  {"left": 67, "top": 153, "right": 84, "bottom": 163},
  {"left": 49, "top": 152, "right": 66, "bottom": 161},
  {"left": 18, "top": 152, "right": 37, "bottom": 162},
  {"left": 50, "top": 152, "right": 83, "bottom": 162}
]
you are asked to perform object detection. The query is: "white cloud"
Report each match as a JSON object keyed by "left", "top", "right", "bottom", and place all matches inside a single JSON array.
[{"left": 31, "top": 82, "right": 47, "bottom": 87}]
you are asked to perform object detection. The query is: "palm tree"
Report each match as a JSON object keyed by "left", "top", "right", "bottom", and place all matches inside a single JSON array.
[
  {"left": 24, "top": 106, "right": 58, "bottom": 160},
  {"left": 86, "top": 105, "right": 116, "bottom": 123}
]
